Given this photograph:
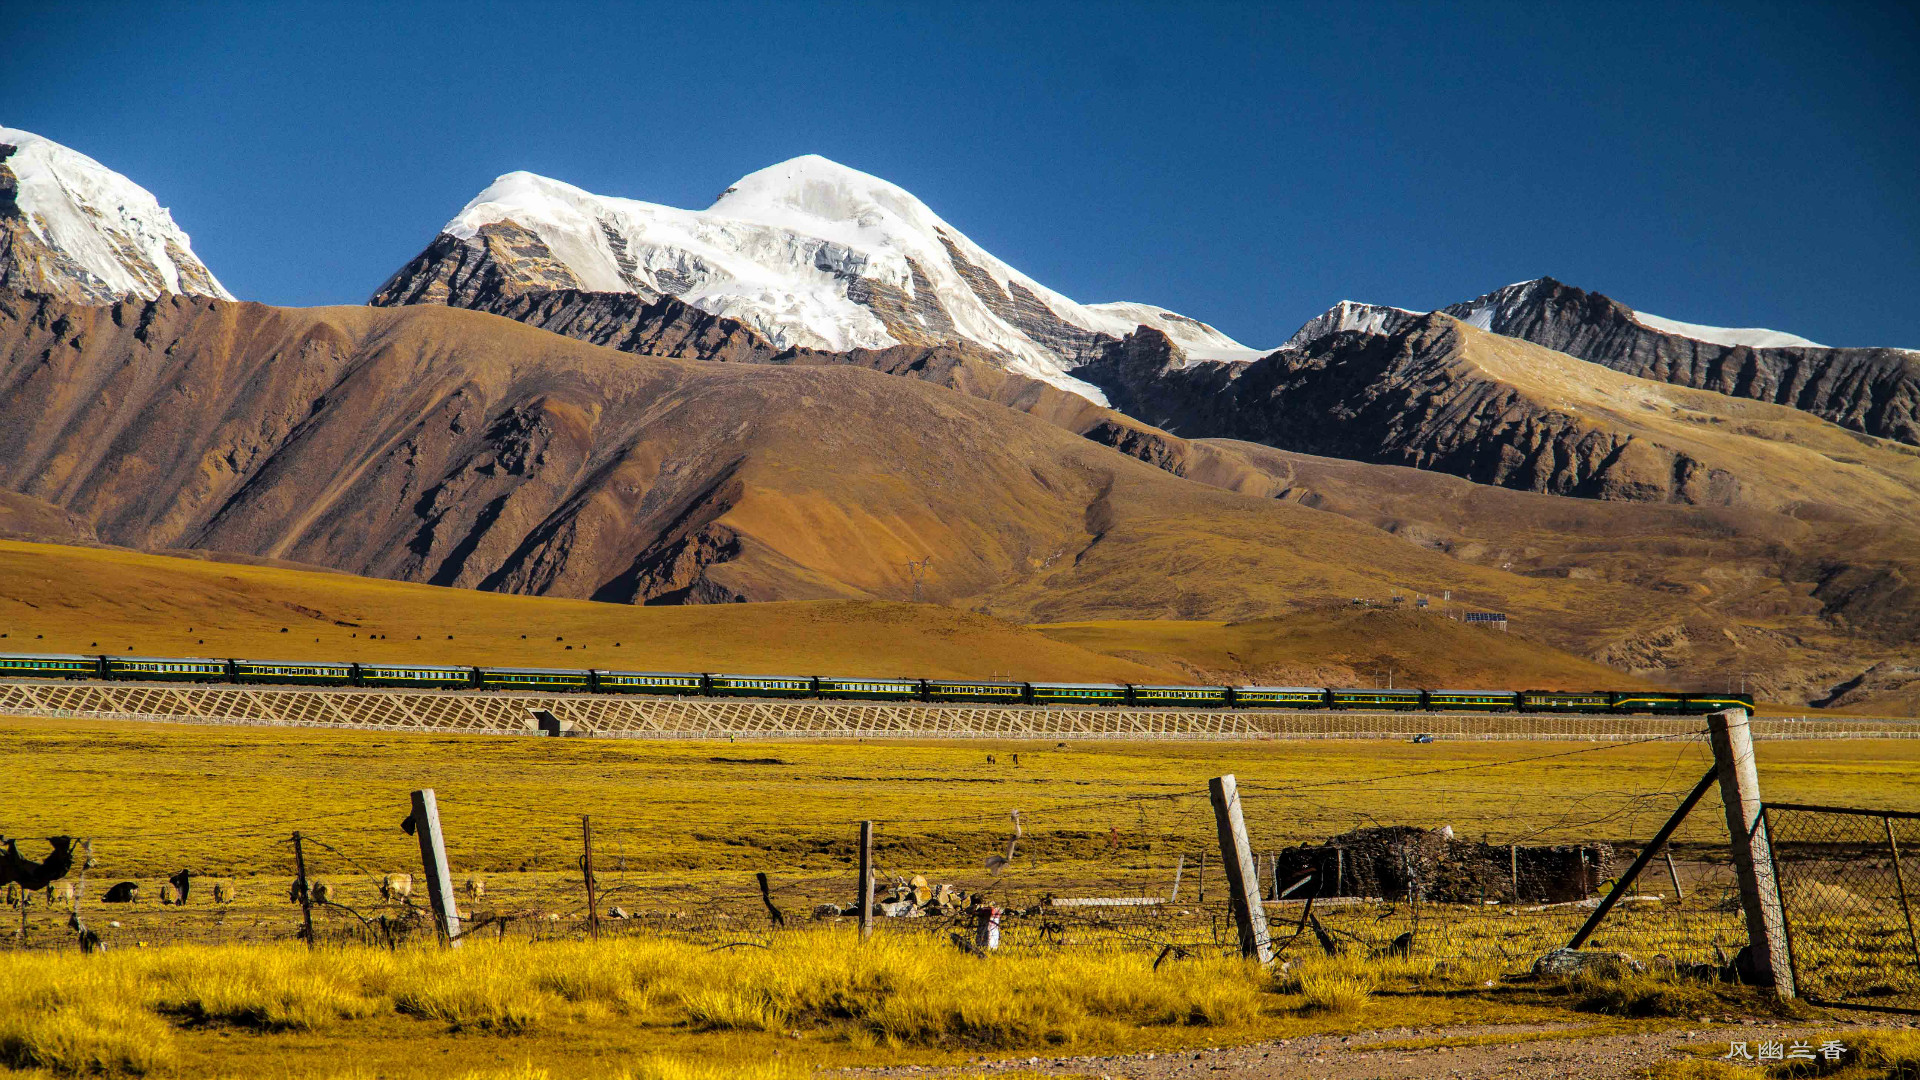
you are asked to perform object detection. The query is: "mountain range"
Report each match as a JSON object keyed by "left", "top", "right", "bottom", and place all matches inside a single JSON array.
[{"left": 2, "top": 126, "right": 1916, "bottom": 711}]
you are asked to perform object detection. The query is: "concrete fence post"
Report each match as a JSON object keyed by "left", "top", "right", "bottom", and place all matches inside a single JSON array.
[
  {"left": 1707, "top": 709, "right": 1794, "bottom": 996},
  {"left": 1208, "top": 774, "right": 1273, "bottom": 964},
  {"left": 410, "top": 789, "right": 462, "bottom": 948}
]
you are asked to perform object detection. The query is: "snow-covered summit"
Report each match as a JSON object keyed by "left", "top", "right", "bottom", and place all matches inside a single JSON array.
[
  {"left": 424, "top": 155, "right": 1266, "bottom": 401},
  {"left": 1624, "top": 310, "right": 1824, "bottom": 350},
  {"left": 0, "top": 126, "right": 231, "bottom": 302}
]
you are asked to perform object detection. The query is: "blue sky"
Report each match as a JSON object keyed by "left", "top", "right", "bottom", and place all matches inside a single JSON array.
[{"left": 5, "top": 1, "right": 1916, "bottom": 347}]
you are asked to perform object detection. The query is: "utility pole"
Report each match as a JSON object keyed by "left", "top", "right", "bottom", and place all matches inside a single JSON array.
[{"left": 905, "top": 556, "right": 933, "bottom": 603}]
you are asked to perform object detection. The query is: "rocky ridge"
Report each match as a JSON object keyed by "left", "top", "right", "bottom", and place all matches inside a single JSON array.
[{"left": 1442, "top": 277, "right": 1919, "bottom": 445}]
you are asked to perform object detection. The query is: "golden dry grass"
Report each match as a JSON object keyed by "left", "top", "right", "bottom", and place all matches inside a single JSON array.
[
  {"left": 12, "top": 713, "right": 1912, "bottom": 883},
  {"left": 0, "top": 933, "right": 1737, "bottom": 1079},
  {"left": 0, "top": 537, "right": 1694, "bottom": 693},
  {"left": 1034, "top": 608, "right": 1649, "bottom": 690},
  {"left": 0, "top": 540, "right": 1169, "bottom": 682}
]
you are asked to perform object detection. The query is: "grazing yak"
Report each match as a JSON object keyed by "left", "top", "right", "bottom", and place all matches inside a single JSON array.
[
  {"left": 464, "top": 877, "right": 484, "bottom": 900},
  {"left": 0, "top": 836, "right": 77, "bottom": 891},
  {"left": 103, "top": 881, "right": 140, "bottom": 903}
]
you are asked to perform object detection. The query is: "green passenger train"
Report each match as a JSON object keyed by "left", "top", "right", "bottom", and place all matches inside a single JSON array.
[{"left": 0, "top": 651, "right": 1755, "bottom": 715}]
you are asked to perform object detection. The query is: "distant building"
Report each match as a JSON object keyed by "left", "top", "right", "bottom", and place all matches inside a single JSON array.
[{"left": 1465, "top": 611, "right": 1509, "bottom": 631}]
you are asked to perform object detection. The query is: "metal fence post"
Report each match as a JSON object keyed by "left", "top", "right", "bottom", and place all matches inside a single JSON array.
[
  {"left": 1885, "top": 816, "right": 1920, "bottom": 970},
  {"left": 1707, "top": 709, "right": 1793, "bottom": 996},
  {"left": 1208, "top": 774, "right": 1273, "bottom": 964}
]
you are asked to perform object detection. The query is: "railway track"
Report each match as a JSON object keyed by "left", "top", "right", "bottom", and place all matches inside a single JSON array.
[{"left": 2, "top": 679, "right": 1914, "bottom": 740}]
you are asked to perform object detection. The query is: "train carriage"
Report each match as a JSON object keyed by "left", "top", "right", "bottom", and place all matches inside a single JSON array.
[
  {"left": 105, "top": 656, "right": 229, "bottom": 683},
  {"left": 1607, "top": 692, "right": 1690, "bottom": 715},
  {"left": 1425, "top": 689, "right": 1520, "bottom": 713},
  {"left": 707, "top": 673, "right": 816, "bottom": 698},
  {"left": 816, "top": 677, "right": 923, "bottom": 701},
  {"left": 1521, "top": 690, "right": 1613, "bottom": 713},
  {"left": 476, "top": 666, "right": 592, "bottom": 693},
  {"left": 0, "top": 653, "right": 103, "bottom": 680},
  {"left": 356, "top": 663, "right": 476, "bottom": 690},
  {"left": 231, "top": 659, "right": 355, "bottom": 686},
  {"left": 1130, "top": 684, "right": 1230, "bottom": 708},
  {"left": 1682, "top": 693, "right": 1757, "bottom": 714},
  {"left": 593, "top": 670, "right": 705, "bottom": 696},
  {"left": 1231, "top": 686, "right": 1329, "bottom": 709},
  {"left": 1029, "top": 682, "right": 1129, "bottom": 706},
  {"left": 923, "top": 680, "right": 1027, "bottom": 704},
  {"left": 1329, "top": 688, "right": 1425, "bottom": 710}
]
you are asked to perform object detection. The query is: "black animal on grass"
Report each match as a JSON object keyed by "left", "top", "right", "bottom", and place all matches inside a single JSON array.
[{"left": 0, "top": 836, "right": 76, "bottom": 891}]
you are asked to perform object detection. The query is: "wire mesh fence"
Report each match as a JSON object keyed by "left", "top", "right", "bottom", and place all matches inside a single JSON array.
[
  {"left": 1767, "top": 804, "right": 1920, "bottom": 1013},
  {"left": 2, "top": 758, "right": 1757, "bottom": 979}
]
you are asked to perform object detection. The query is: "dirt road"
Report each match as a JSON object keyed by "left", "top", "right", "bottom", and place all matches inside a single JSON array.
[{"left": 842, "top": 1021, "right": 1901, "bottom": 1079}]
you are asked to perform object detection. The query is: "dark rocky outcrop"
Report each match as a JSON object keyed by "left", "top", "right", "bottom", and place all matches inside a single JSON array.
[
  {"left": 1445, "top": 277, "right": 1920, "bottom": 446},
  {"left": 1078, "top": 315, "right": 1754, "bottom": 505}
]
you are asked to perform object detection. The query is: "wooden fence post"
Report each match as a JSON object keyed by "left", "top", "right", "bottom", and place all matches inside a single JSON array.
[
  {"left": 1208, "top": 774, "right": 1273, "bottom": 964},
  {"left": 291, "top": 831, "right": 316, "bottom": 949},
  {"left": 857, "top": 820, "right": 874, "bottom": 941},
  {"left": 1509, "top": 844, "right": 1519, "bottom": 902},
  {"left": 1169, "top": 854, "right": 1184, "bottom": 902},
  {"left": 410, "top": 789, "right": 462, "bottom": 948},
  {"left": 581, "top": 815, "right": 600, "bottom": 940},
  {"left": 1707, "top": 709, "right": 1793, "bottom": 996},
  {"left": 1197, "top": 849, "right": 1205, "bottom": 904},
  {"left": 1664, "top": 850, "right": 1685, "bottom": 901}
]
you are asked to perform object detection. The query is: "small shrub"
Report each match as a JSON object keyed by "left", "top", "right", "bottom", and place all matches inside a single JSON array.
[
  {"left": 1296, "top": 973, "right": 1372, "bottom": 1016},
  {"left": 682, "top": 987, "right": 784, "bottom": 1032}
]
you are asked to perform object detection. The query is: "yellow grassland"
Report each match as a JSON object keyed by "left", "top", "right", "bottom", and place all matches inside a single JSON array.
[
  {"left": 4, "top": 715, "right": 1915, "bottom": 884},
  {"left": 2, "top": 717, "right": 1910, "bottom": 1077}
]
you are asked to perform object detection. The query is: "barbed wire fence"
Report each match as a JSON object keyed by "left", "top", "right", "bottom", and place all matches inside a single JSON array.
[
  {"left": 0, "top": 730, "right": 1738, "bottom": 973},
  {"left": 6, "top": 713, "right": 1916, "bottom": 1014}
]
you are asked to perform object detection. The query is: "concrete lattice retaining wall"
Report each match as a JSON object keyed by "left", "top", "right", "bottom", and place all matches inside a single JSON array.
[{"left": 2, "top": 681, "right": 1915, "bottom": 740}]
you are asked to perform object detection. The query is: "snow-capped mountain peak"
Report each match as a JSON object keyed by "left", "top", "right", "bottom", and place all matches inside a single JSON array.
[
  {"left": 0, "top": 126, "right": 231, "bottom": 302},
  {"left": 385, "top": 155, "right": 1267, "bottom": 402}
]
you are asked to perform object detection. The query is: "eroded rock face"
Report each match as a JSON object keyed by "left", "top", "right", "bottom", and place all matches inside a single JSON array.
[
  {"left": 0, "top": 291, "right": 1276, "bottom": 609},
  {"left": 1078, "top": 317, "right": 1752, "bottom": 505},
  {"left": 1445, "top": 277, "right": 1920, "bottom": 446}
]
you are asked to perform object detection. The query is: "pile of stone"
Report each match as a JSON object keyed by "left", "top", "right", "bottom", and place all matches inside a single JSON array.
[{"left": 813, "top": 875, "right": 977, "bottom": 919}]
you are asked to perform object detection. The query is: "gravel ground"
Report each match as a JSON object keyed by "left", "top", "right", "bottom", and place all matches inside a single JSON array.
[{"left": 837, "top": 1020, "right": 1910, "bottom": 1079}]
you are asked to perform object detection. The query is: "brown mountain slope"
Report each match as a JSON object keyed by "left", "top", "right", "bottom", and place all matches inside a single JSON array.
[
  {"left": 0, "top": 291, "right": 1585, "bottom": 621},
  {"left": 0, "top": 538, "right": 1660, "bottom": 692},
  {"left": 1034, "top": 608, "right": 1650, "bottom": 691},
  {"left": 0, "top": 540, "right": 1173, "bottom": 682},
  {"left": 1075, "top": 314, "right": 1920, "bottom": 518},
  {"left": 1173, "top": 441, "right": 1920, "bottom": 706},
  {"left": 5, "top": 292, "right": 1914, "bottom": 705}
]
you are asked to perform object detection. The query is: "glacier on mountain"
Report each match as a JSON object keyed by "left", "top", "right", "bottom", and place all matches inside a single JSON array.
[
  {"left": 0, "top": 126, "right": 231, "bottom": 302},
  {"left": 434, "top": 155, "right": 1267, "bottom": 402}
]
